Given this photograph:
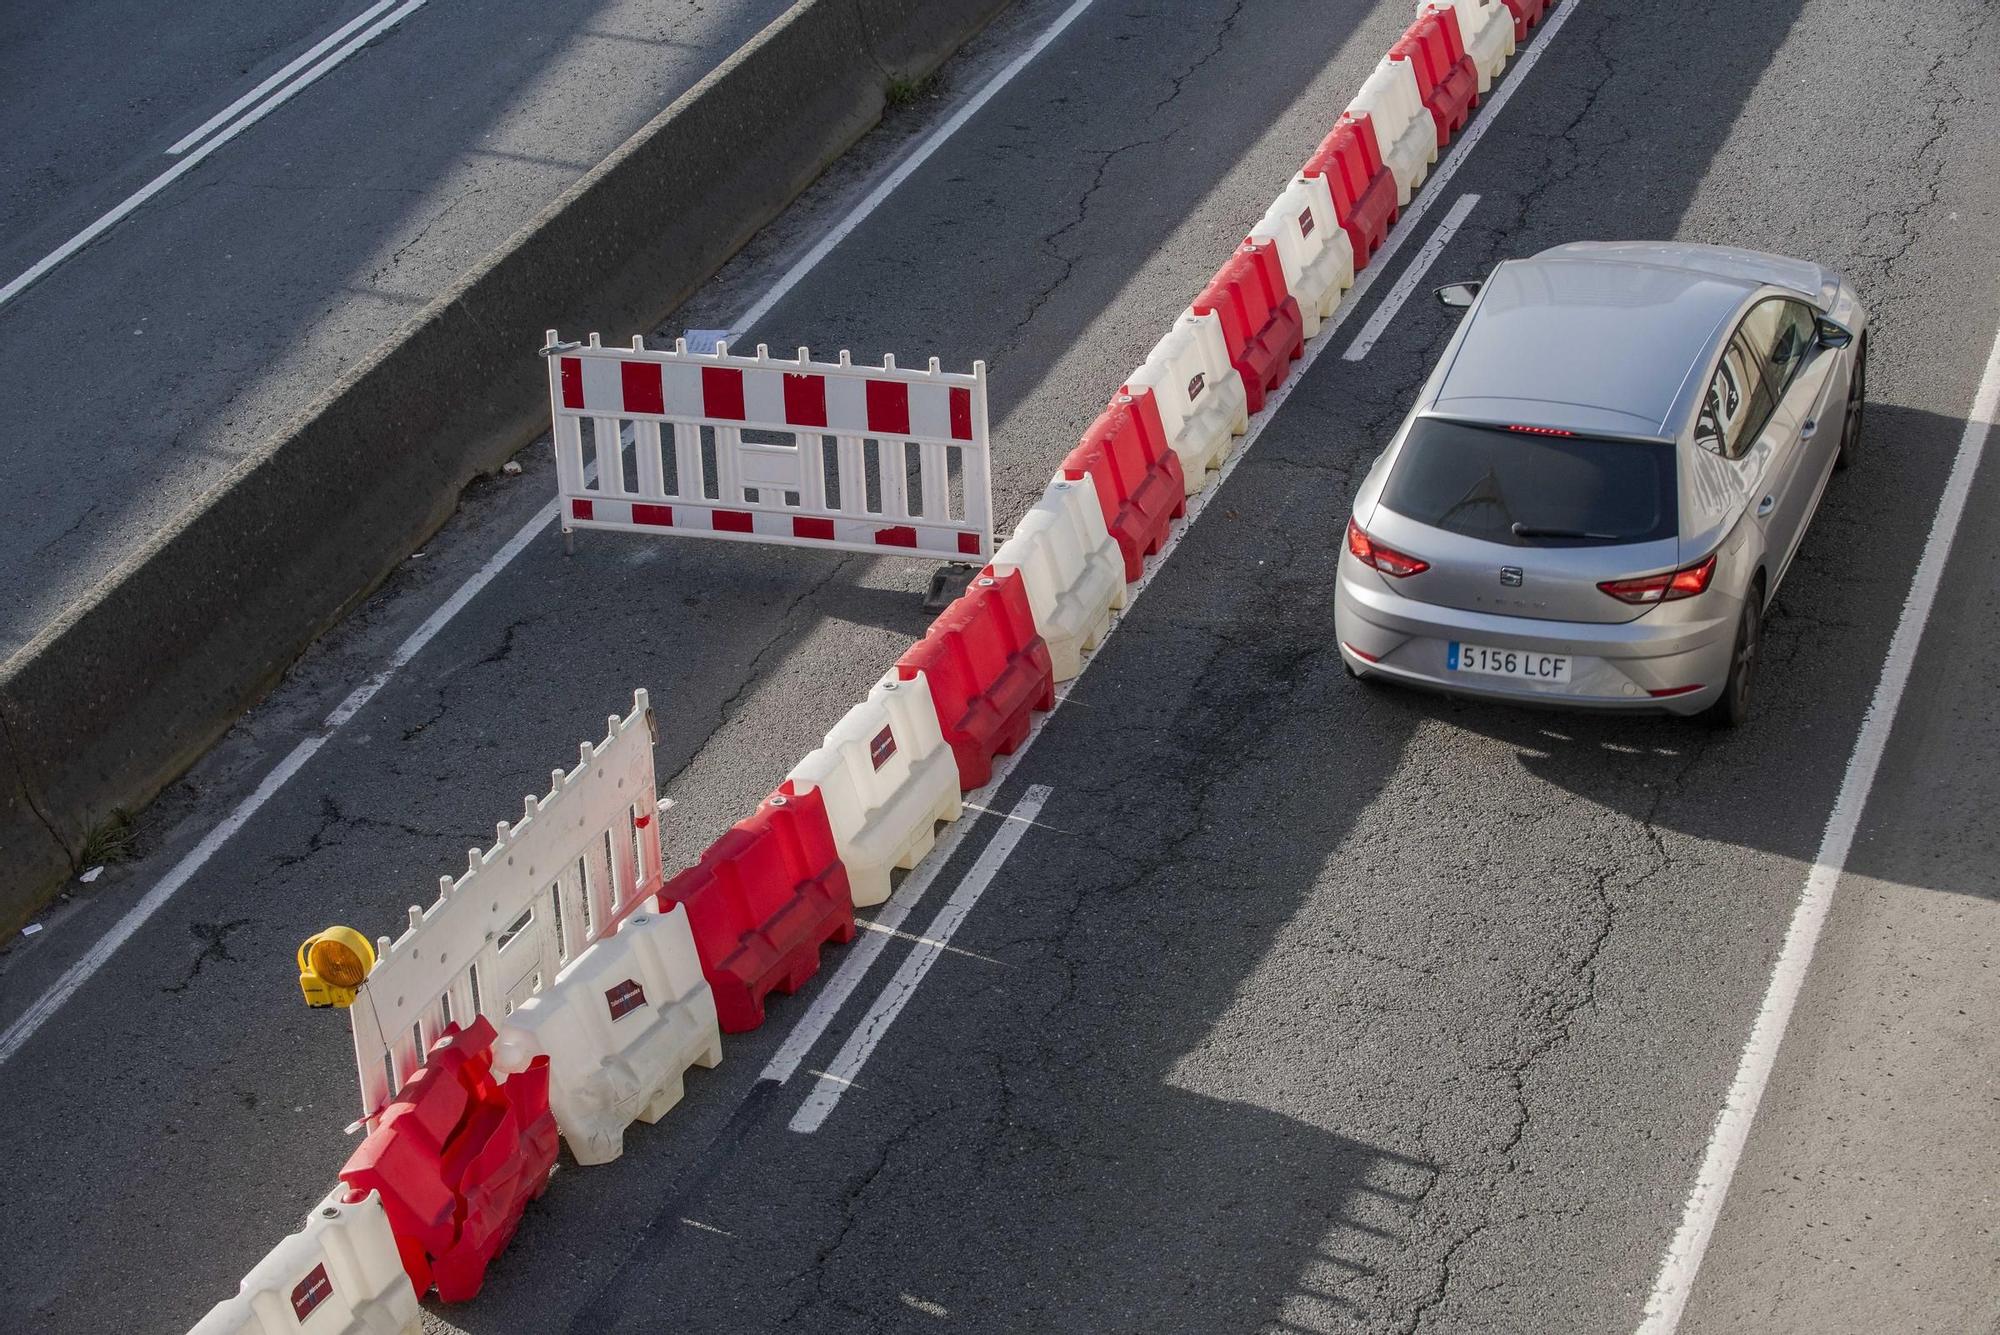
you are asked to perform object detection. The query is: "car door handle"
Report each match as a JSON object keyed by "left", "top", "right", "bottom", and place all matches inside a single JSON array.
[
  {"left": 1800, "top": 417, "right": 1819, "bottom": 439},
  {"left": 1757, "top": 494, "right": 1777, "bottom": 517}
]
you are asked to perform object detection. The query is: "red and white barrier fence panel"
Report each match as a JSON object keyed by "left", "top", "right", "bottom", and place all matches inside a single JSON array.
[
  {"left": 345, "top": 692, "right": 664, "bottom": 1128},
  {"left": 216, "top": 7, "right": 1567, "bottom": 1328},
  {"left": 547, "top": 333, "right": 994, "bottom": 563}
]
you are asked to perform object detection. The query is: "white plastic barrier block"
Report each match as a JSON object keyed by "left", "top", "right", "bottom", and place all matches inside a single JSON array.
[
  {"left": 1250, "top": 175, "right": 1356, "bottom": 339},
  {"left": 189, "top": 1187, "right": 419, "bottom": 1335},
  {"left": 1350, "top": 57, "right": 1438, "bottom": 206},
  {"left": 492, "top": 905, "right": 722, "bottom": 1166},
  {"left": 1125, "top": 310, "right": 1249, "bottom": 495},
  {"left": 989, "top": 475, "right": 1126, "bottom": 682},
  {"left": 1423, "top": 0, "right": 1514, "bottom": 93},
  {"left": 786, "top": 670, "right": 962, "bottom": 908}
]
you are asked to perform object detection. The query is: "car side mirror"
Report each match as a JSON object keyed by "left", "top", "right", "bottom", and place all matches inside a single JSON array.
[
  {"left": 1434, "top": 282, "right": 1481, "bottom": 309},
  {"left": 1815, "top": 316, "right": 1854, "bottom": 350}
]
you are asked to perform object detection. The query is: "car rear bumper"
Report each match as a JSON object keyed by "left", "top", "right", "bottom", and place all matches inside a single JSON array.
[{"left": 1333, "top": 562, "right": 1741, "bottom": 716}]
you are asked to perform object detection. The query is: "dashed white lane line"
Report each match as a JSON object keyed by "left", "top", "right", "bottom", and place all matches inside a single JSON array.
[
  {"left": 788, "top": 784, "right": 1052, "bottom": 1134},
  {"left": 0, "top": 0, "right": 432, "bottom": 310},
  {"left": 0, "top": 0, "right": 1105, "bottom": 1069},
  {"left": 1342, "top": 191, "right": 1480, "bottom": 361},
  {"left": 1637, "top": 306, "right": 2000, "bottom": 1332}
]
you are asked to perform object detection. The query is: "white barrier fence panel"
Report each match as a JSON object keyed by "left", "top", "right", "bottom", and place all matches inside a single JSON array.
[
  {"left": 347, "top": 691, "right": 664, "bottom": 1127},
  {"left": 1250, "top": 175, "right": 1356, "bottom": 339},
  {"left": 1125, "top": 310, "right": 1249, "bottom": 495},
  {"left": 989, "top": 475, "right": 1126, "bottom": 681},
  {"left": 546, "top": 332, "right": 993, "bottom": 563},
  {"left": 493, "top": 905, "right": 722, "bottom": 1166},
  {"left": 188, "top": 1187, "right": 419, "bottom": 1335},
  {"left": 1351, "top": 57, "right": 1438, "bottom": 205},
  {"left": 1423, "top": 0, "right": 1514, "bottom": 91},
  {"left": 784, "top": 669, "right": 962, "bottom": 908}
]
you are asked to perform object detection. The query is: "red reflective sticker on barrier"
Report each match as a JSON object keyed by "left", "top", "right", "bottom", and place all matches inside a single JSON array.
[
  {"left": 783, "top": 372, "right": 828, "bottom": 427},
  {"left": 702, "top": 366, "right": 746, "bottom": 420},
  {"left": 620, "top": 361, "right": 665, "bottom": 416},
  {"left": 794, "top": 516, "right": 837, "bottom": 541},
  {"left": 959, "top": 531, "right": 983, "bottom": 556},
  {"left": 865, "top": 379, "right": 911, "bottom": 435},
  {"left": 572, "top": 499, "right": 594, "bottom": 520},
  {"left": 869, "top": 726, "right": 898, "bottom": 770},
  {"left": 1298, "top": 206, "right": 1316, "bottom": 238},
  {"left": 633, "top": 503, "right": 673, "bottom": 527},
  {"left": 605, "top": 979, "right": 647, "bottom": 1021},
  {"left": 1187, "top": 371, "right": 1205, "bottom": 402},
  {"left": 713, "top": 509, "right": 753, "bottom": 533},
  {"left": 560, "top": 358, "right": 584, "bottom": 410},
  {"left": 291, "top": 1263, "right": 333, "bottom": 1320},
  {"left": 874, "top": 525, "right": 918, "bottom": 548},
  {"left": 949, "top": 386, "right": 974, "bottom": 440}
]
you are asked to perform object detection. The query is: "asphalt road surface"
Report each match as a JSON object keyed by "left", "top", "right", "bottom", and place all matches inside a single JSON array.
[
  {"left": 1, "top": 0, "right": 1997, "bottom": 1331},
  {"left": 0, "top": 0, "right": 790, "bottom": 657}
]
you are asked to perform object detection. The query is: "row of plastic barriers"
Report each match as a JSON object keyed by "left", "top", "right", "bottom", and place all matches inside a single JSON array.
[{"left": 188, "top": 2, "right": 1560, "bottom": 1329}]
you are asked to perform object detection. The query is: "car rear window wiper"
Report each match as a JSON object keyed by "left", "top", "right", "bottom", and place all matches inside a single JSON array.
[{"left": 1510, "top": 522, "right": 1621, "bottom": 541}]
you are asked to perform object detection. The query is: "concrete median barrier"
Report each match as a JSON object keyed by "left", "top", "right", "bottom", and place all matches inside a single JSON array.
[{"left": 0, "top": 0, "right": 1013, "bottom": 937}]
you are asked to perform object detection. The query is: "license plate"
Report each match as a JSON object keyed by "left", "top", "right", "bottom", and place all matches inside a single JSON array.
[{"left": 1448, "top": 642, "right": 1572, "bottom": 683}]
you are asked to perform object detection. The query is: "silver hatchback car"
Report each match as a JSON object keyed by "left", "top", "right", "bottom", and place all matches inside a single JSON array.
[{"left": 1335, "top": 242, "right": 1868, "bottom": 725}]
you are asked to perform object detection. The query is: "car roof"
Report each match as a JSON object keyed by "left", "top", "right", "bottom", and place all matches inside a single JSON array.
[{"left": 1429, "top": 245, "right": 1776, "bottom": 437}]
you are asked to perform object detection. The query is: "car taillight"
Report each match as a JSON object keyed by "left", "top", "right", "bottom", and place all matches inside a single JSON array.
[
  {"left": 1598, "top": 553, "right": 1717, "bottom": 604},
  {"left": 1346, "top": 518, "right": 1429, "bottom": 577}
]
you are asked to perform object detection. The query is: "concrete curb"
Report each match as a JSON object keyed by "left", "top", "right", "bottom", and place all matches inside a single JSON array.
[{"left": 0, "top": 0, "right": 1012, "bottom": 936}]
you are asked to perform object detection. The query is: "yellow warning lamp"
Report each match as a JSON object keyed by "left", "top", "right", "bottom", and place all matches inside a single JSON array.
[{"left": 297, "top": 927, "right": 376, "bottom": 1008}]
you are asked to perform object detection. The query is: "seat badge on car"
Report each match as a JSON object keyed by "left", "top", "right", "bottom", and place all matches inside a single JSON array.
[{"left": 1499, "top": 566, "right": 1524, "bottom": 587}]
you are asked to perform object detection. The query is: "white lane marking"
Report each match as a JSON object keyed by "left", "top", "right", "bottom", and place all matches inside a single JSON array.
[
  {"left": 789, "top": 784, "right": 1051, "bottom": 1133},
  {"left": 1637, "top": 315, "right": 2000, "bottom": 1332},
  {"left": 168, "top": 0, "right": 404, "bottom": 156},
  {"left": 1342, "top": 191, "right": 1480, "bottom": 361},
  {"left": 755, "top": 0, "right": 1581, "bottom": 1088},
  {"left": 0, "top": 0, "right": 1102, "bottom": 1065},
  {"left": 0, "top": 737, "right": 325, "bottom": 1066},
  {"left": 724, "top": 0, "right": 1099, "bottom": 343},
  {"left": 0, "top": 0, "right": 430, "bottom": 311}
]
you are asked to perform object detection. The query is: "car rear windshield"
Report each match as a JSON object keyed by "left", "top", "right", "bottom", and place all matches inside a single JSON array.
[{"left": 1378, "top": 418, "right": 1678, "bottom": 546}]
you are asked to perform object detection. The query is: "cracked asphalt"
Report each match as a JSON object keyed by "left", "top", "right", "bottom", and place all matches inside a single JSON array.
[{"left": 1, "top": 0, "right": 1997, "bottom": 1331}]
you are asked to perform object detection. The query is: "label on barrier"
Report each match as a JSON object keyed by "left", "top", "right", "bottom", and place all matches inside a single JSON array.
[
  {"left": 1298, "top": 207, "right": 1316, "bottom": 237},
  {"left": 606, "top": 979, "right": 647, "bottom": 1020},
  {"left": 290, "top": 1264, "right": 332, "bottom": 1320},
  {"left": 1187, "top": 371, "right": 1204, "bottom": 401},
  {"left": 870, "top": 726, "right": 897, "bottom": 770}
]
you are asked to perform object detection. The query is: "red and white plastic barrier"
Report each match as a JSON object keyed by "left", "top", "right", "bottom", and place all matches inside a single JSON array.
[
  {"left": 1350, "top": 57, "right": 1438, "bottom": 205},
  {"left": 549, "top": 334, "right": 993, "bottom": 563},
  {"left": 344, "top": 693, "right": 663, "bottom": 1128},
  {"left": 1125, "top": 310, "right": 1250, "bottom": 494},
  {"left": 1424, "top": 0, "right": 1515, "bottom": 91},
  {"left": 1249, "top": 174, "right": 1355, "bottom": 339},
  {"left": 988, "top": 475, "right": 1126, "bottom": 681},
  {"left": 785, "top": 670, "right": 963, "bottom": 906},
  {"left": 190, "top": 1188, "right": 419, "bottom": 1335},
  {"left": 493, "top": 905, "right": 722, "bottom": 1166}
]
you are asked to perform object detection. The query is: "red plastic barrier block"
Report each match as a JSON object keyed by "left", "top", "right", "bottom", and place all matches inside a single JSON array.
[
  {"left": 1191, "top": 241, "right": 1306, "bottom": 415},
  {"left": 1503, "top": 0, "right": 1550, "bottom": 42},
  {"left": 897, "top": 568, "right": 1054, "bottom": 790},
  {"left": 1063, "top": 387, "right": 1188, "bottom": 581},
  {"left": 658, "top": 786, "right": 856, "bottom": 1032},
  {"left": 1391, "top": 10, "right": 1479, "bottom": 145},
  {"left": 339, "top": 1017, "right": 558, "bottom": 1303},
  {"left": 1302, "top": 114, "right": 1398, "bottom": 268}
]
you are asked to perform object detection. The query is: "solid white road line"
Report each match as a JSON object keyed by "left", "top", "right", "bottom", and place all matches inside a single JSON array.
[
  {"left": 0, "top": 0, "right": 1103, "bottom": 1068},
  {"left": 1637, "top": 310, "right": 2000, "bottom": 1332},
  {"left": 1342, "top": 191, "right": 1480, "bottom": 360},
  {"left": 788, "top": 784, "right": 1051, "bottom": 1133},
  {"left": 0, "top": 0, "right": 431, "bottom": 311},
  {"left": 755, "top": 0, "right": 1582, "bottom": 1093},
  {"left": 168, "top": 0, "right": 404, "bottom": 156}
]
